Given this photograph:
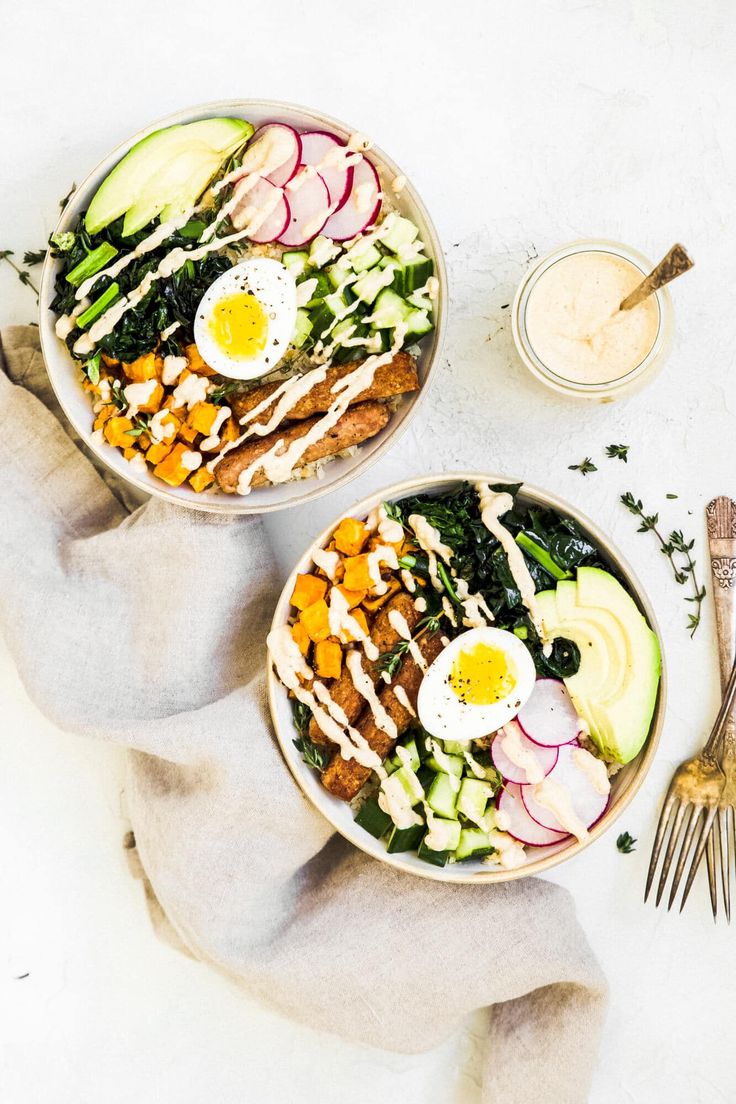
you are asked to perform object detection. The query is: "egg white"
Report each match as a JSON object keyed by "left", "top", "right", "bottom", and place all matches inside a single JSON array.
[
  {"left": 417, "top": 627, "right": 537, "bottom": 742},
  {"left": 193, "top": 257, "right": 297, "bottom": 381}
]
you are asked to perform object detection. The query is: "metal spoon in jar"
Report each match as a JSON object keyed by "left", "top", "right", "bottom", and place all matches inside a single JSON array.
[{"left": 619, "top": 243, "right": 694, "bottom": 311}]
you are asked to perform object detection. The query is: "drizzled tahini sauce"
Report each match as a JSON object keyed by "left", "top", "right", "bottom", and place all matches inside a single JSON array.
[
  {"left": 313, "top": 546, "right": 341, "bottom": 581},
  {"left": 475, "top": 482, "right": 546, "bottom": 639},
  {"left": 500, "top": 724, "right": 546, "bottom": 784},
  {"left": 366, "top": 503, "right": 404, "bottom": 545}
]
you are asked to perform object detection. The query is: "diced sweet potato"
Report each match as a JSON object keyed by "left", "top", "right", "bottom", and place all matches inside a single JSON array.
[
  {"left": 145, "top": 440, "right": 173, "bottom": 466},
  {"left": 342, "top": 554, "right": 376, "bottom": 592},
  {"left": 314, "top": 639, "right": 342, "bottom": 679},
  {"left": 189, "top": 468, "right": 215, "bottom": 493},
  {"left": 122, "top": 352, "right": 159, "bottom": 382},
  {"left": 153, "top": 442, "right": 190, "bottom": 487},
  {"left": 290, "top": 573, "right": 328, "bottom": 611},
  {"left": 333, "top": 517, "right": 369, "bottom": 556},
  {"left": 336, "top": 585, "right": 366, "bottom": 608},
  {"left": 291, "top": 620, "right": 311, "bottom": 657},
  {"left": 299, "top": 598, "right": 331, "bottom": 643},
  {"left": 184, "top": 343, "right": 217, "bottom": 377},
  {"left": 187, "top": 401, "right": 220, "bottom": 435},
  {"left": 93, "top": 405, "right": 116, "bottom": 431},
  {"left": 103, "top": 416, "right": 134, "bottom": 448},
  {"left": 343, "top": 608, "right": 369, "bottom": 642},
  {"left": 122, "top": 446, "right": 138, "bottom": 461},
  {"left": 363, "top": 577, "right": 402, "bottom": 611},
  {"left": 219, "top": 416, "right": 240, "bottom": 446},
  {"left": 178, "top": 423, "right": 199, "bottom": 444},
  {"left": 133, "top": 381, "right": 164, "bottom": 414}
]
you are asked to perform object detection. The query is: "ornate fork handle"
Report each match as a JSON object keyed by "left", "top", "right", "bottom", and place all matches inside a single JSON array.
[{"left": 706, "top": 496, "right": 736, "bottom": 758}]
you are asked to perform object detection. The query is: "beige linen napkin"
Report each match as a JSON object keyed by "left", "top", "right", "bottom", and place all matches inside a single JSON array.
[{"left": 0, "top": 325, "right": 608, "bottom": 1103}]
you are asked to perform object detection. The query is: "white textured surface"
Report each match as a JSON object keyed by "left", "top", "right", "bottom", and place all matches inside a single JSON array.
[{"left": 1, "top": 2, "right": 734, "bottom": 1102}]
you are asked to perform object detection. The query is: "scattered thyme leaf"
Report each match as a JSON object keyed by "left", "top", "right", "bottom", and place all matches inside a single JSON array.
[
  {"left": 666, "top": 493, "right": 678, "bottom": 500},
  {"left": 59, "top": 183, "right": 76, "bottom": 210},
  {"left": 208, "top": 380, "right": 241, "bottom": 405},
  {"left": 616, "top": 831, "right": 637, "bottom": 854},
  {"left": 0, "top": 248, "right": 39, "bottom": 299},
  {"left": 568, "top": 457, "right": 597, "bottom": 476},
  {"left": 292, "top": 700, "right": 331, "bottom": 771},
  {"left": 23, "top": 248, "right": 46, "bottom": 266},
  {"left": 620, "top": 493, "right": 705, "bottom": 636},
  {"left": 605, "top": 443, "right": 630, "bottom": 462}
]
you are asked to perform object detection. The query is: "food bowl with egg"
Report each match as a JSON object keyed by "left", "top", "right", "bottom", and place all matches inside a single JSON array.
[
  {"left": 511, "top": 239, "right": 674, "bottom": 401},
  {"left": 267, "top": 473, "right": 666, "bottom": 883},
  {"left": 39, "top": 100, "right": 446, "bottom": 513}
]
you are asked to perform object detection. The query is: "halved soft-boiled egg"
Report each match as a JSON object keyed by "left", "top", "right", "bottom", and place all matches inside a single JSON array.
[
  {"left": 417, "top": 627, "right": 537, "bottom": 742},
  {"left": 193, "top": 257, "right": 297, "bottom": 380}
]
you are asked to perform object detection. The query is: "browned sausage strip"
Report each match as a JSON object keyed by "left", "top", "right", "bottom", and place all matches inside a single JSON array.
[
  {"left": 232, "top": 352, "right": 419, "bottom": 425},
  {"left": 214, "top": 400, "right": 389, "bottom": 493},
  {"left": 308, "top": 591, "right": 421, "bottom": 747},
  {"left": 321, "top": 631, "right": 446, "bottom": 801}
]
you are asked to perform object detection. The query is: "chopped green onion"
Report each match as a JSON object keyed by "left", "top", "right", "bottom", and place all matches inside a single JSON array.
[
  {"left": 515, "top": 532, "right": 572, "bottom": 581},
  {"left": 436, "top": 559, "right": 461, "bottom": 605},
  {"left": 77, "top": 282, "right": 121, "bottom": 329},
  {"left": 65, "top": 242, "right": 119, "bottom": 287}
]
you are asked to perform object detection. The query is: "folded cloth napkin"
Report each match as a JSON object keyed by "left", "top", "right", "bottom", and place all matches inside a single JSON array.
[{"left": 0, "top": 325, "right": 608, "bottom": 1103}]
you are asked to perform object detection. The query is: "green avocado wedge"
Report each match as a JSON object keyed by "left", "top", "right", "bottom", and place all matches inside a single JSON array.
[
  {"left": 85, "top": 117, "right": 254, "bottom": 237},
  {"left": 538, "top": 567, "right": 661, "bottom": 764}
]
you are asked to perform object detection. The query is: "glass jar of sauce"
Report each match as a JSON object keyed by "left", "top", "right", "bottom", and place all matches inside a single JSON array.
[{"left": 512, "top": 239, "right": 674, "bottom": 401}]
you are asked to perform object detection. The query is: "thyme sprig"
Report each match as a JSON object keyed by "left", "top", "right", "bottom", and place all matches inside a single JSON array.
[
  {"left": 125, "top": 415, "right": 152, "bottom": 439},
  {"left": 292, "top": 700, "right": 331, "bottom": 771},
  {"left": 620, "top": 492, "right": 706, "bottom": 636},
  {"left": 605, "top": 443, "right": 630, "bottom": 463},
  {"left": 616, "top": 831, "right": 637, "bottom": 854},
  {"left": 208, "top": 380, "right": 242, "bottom": 405},
  {"left": 568, "top": 457, "right": 597, "bottom": 476},
  {"left": 377, "top": 614, "right": 441, "bottom": 678},
  {"left": 0, "top": 249, "right": 39, "bottom": 298}
]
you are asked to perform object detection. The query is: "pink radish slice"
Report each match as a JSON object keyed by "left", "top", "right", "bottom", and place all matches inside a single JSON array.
[
  {"left": 517, "top": 678, "right": 581, "bottom": 747},
  {"left": 498, "top": 783, "right": 569, "bottom": 848},
  {"left": 299, "top": 131, "right": 354, "bottom": 211},
  {"left": 278, "top": 170, "right": 331, "bottom": 246},
  {"left": 521, "top": 743, "right": 610, "bottom": 833},
  {"left": 231, "top": 178, "right": 290, "bottom": 243},
  {"left": 491, "top": 721, "right": 558, "bottom": 785},
  {"left": 242, "top": 124, "right": 302, "bottom": 188},
  {"left": 320, "top": 157, "right": 381, "bottom": 241}
]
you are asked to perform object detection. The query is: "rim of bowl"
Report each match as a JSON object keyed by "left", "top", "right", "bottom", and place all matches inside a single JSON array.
[
  {"left": 38, "top": 99, "right": 448, "bottom": 515},
  {"left": 267, "top": 472, "right": 667, "bottom": 884}
]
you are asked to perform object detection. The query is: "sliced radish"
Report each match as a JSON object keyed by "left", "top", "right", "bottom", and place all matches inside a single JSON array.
[
  {"left": 299, "top": 131, "right": 354, "bottom": 212},
  {"left": 498, "top": 783, "right": 569, "bottom": 848},
  {"left": 521, "top": 744, "right": 610, "bottom": 834},
  {"left": 236, "top": 124, "right": 301, "bottom": 190},
  {"left": 278, "top": 170, "right": 331, "bottom": 246},
  {"left": 491, "top": 721, "right": 558, "bottom": 785},
  {"left": 517, "top": 678, "right": 581, "bottom": 747},
  {"left": 230, "top": 177, "right": 290, "bottom": 243},
  {"left": 321, "top": 157, "right": 381, "bottom": 241}
]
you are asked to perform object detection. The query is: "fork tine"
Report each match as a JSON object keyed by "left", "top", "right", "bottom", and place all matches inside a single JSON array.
[
  {"left": 730, "top": 807, "right": 736, "bottom": 889},
  {"left": 644, "top": 790, "right": 678, "bottom": 901},
  {"left": 679, "top": 805, "right": 719, "bottom": 912},
  {"left": 654, "top": 800, "right": 690, "bottom": 906},
  {"left": 718, "top": 810, "right": 730, "bottom": 924},
  {"left": 705, "top": 829, "right": 718, "bottom": 920},
  {"left": 667, "top": 805, "right": 703, "bottom": 910}
]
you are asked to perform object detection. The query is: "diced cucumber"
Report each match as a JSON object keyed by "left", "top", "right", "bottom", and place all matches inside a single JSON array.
[
  {"left": 346, "top": 240, "right": 382, "bottom": 273},
  {"left": 297, "top": 271, "right": 331, "bottom": 307},
  {"left": 291, "top": 309, "right": 313, "bottom": 350},
  {"left": 457, "top": 778, "right": 494, "bottom": 824},
  {"left": 455, "top": 828, "right": 497, "bottom": 862},
  {"left": 354, "top": 796, "right": 392, "bottom": 840},
  {"left": 417, "top": 838, "right": 451, "bottom": 867},
  {"left": 415, "top": 764, "right": 436, "bottom": 791},
  {"left": 368, "top": 327, "right": 392, "bottom": 353},
  {"left": 408, "top": 290, "right": 433, "bottom": 311},
  {"left": 308, "top": 235, "right": 341, "bottom": 267},
  {"left": 425, "top": 819, "right": 462, "bottom": 851},
  {"left": 380, "top": 214, "right": 420, "bottom": 254},
  {"left": 390, "top": 765, "right": 424, "bottom": 806},
  {"left": 372, "top": 288, "right": 412, "bottom": 329},
  {"left": 352, "top": 266, "right": 395, "bottom": 305},
  {"left": 390, "top": 257, "right": 434, "bottom": 297},
  {"left": 326, "top": 255, "right": 354, "bottom": 290},
  {"left": 310, "top": 293, "right": 348, "bottom": 341},
  {"left": 386, "top": 822, "right": 424, "bottom": 853},
  {"left": 442, "top": 740, "right": 468, "bottom": 756},
  {"left": 405, "top": 309, "right": 433, "bottom": 337},
  {"left": 426, "top": 773, "right": 459, "bottom": 820},
  {"left": 282, "top": 250, "right": 310, "bottom": 276},
  {"left": 383, "top": 736, "right": 420, "bottom": 775},
  {"left": 427, "top": 753, "right": 464, "bottom": 779}
]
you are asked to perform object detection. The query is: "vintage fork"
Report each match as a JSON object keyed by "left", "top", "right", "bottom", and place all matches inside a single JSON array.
[{"left": 703, "top": 496, "right": 736, "bottom": 921}]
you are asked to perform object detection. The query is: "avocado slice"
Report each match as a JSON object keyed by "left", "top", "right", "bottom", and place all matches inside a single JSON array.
[
  {"left": 85, "top": 117, "right": 253, "bottom": 236},
  {"left": 539, "top": 567, "right": 661, "bottom": 764}
]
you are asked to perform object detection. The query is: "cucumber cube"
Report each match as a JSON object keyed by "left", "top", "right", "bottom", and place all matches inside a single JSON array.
[
  {"left": 390, "top": 765, "right": 424, "bottom": 806},
  {"left": 354, "top": 797, "right": 392, "bottom": 840},
  {"left": 326, "top": 255, "right": 353, "bottom": 289},
  {"left": 386, "top": 823, "right": 424, "bottom": 853},
  {"left": 417, "top": 838, "right": 450, "bottom": 867},
  {"left": 291, "top": 309, "right": 313, "bottom": 349},
  {"left": 381, "top": 214, "right": 420, "bottom": 254},
  {"left": 372, "top": 288, "right": 412, "bottom": 329},
  {"left": 406, "top": 309, "right": 433, "bottom": 337},
  {"left": 425, "top": 819, "right": 462, "bottom": 851},
  {"left": 297, "top": 271, "right": 331, "bottom": 307},
  {"left": 457, "top": 779, "right": 494, "bottom": 824},
  {"left": 427, "top": 753, "right": 464, "bottom": 779},
  {"left": 442, "top": 740, "right": 468, "bottom": 756},
  {"left": 308, "top": 235, "right": 341, "bottom": 267},
  {"left": 455, "top": 828, "right": 497, "bottom": 862},
  {"left": 346, "top": 241, "right": 382, "bottom": 273},
  {"left": 352, "top": 266, "right": 393, "bottom": 304},
  {"left": 282, "top": 250, "right": 309, "bottom": 276},
  {"left": 401, "top": 257, "right": 434, "bottom": 294},
  {"left": 426, "top": 772, "right": 459, "bottom": 820}
]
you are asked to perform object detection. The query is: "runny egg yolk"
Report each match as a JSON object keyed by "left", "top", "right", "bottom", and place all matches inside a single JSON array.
[
  {"left": 448, "top": 643, "right": 517, "bottom": 706},
  {"left": 208, "top": 291, "right": 268, "bottom": 360}
]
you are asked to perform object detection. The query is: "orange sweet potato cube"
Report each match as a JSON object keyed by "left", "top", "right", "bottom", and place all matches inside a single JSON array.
[
  {"left": 291, "top": 620, "right": 311, "bottom": 657},
  {"left": 153, "top": 442, "right": 190, "bottom": 487},
  {"left": 93, "top": 405, "right": 116, "bottom": 431},
  {"left": 186, "top": 401, "right": 219, "bottom": 435},
  {"left": 299, "top": 599, "right": 331, "bottom": 643},
  {"left": 290, "top": 573, "right": 328, "bottom": 611},
  {"left": 184, "top": 343, "right": 217, "bottom": 377},
  {"left": 145, "top": 440, "right": 173, "bottom": 466},
  {"left": 342, "top": 554, "right": 376, "bottom": 592},
  {"left": 103, "top": 416, "right": 134, "bottom": 448},
  {"left": 333, "top": 517, "right": 369, "bottom": 556},
  {"left": 335, "top": 585, "right": 366, "bottom": 609},
  {"left": 178, "top": 423, "right": 199, "bottom": 444},
  {"left": 343, "top": 608, "right": 369, "bottom": 642},
  {"left": 134, "top": 381, "right": 164, "bottom": 414},
  {"left": 123, "top": 352, "right": 160, "bottom": 382},
  {"left": 189, "top": 468, "right": 215, "bottom": 493},
  {"left": 314, "top": 639, "right": 342, "bottom": 679}
]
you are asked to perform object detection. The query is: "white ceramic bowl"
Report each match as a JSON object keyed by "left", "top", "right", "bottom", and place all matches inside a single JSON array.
[
  {"left": 267, "top": 473, "right": 666, "bottom": 883},
  {"left": 39, "top": 100, "right": 447, "bottom": 514}
]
